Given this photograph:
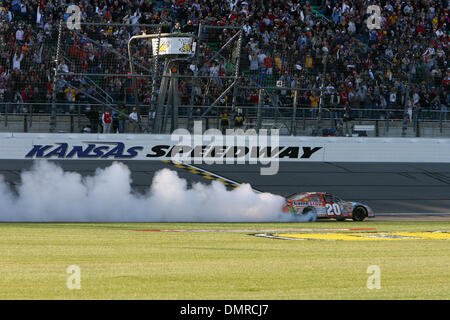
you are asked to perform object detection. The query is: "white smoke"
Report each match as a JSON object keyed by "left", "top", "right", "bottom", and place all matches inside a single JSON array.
[{"left": 0, "top": 161, "right": 316, "bottom": 222}]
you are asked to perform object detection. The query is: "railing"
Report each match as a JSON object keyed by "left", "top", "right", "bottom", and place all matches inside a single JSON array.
[
  {"left": 1, "top": 102, "right": 449, "bottom": 137},
  {"left": 2, "top": 102, "right": 448, "bottom": 119}
]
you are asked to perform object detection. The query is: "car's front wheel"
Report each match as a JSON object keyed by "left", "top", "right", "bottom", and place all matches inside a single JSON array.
[
  {"left": 302, "top": 207, "right": 315, "bottom": 215},
  {"left": 352, "top": 206, "right": 367, "bottom": 221},
  {"left": 300, "top": 207, "right": 317, "bottom": 222}
]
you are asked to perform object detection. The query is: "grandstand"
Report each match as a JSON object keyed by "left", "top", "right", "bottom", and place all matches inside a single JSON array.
[{"left": 0, "top": 0, "right": 448, "bottom": 136}]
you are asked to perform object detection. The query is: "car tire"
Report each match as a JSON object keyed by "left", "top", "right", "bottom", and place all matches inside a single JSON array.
[
  {"left": 352, "top": 206, "right": 367, "bottom": 221},
  {"left": 300, "top": 207, "right": 317, "bottom": 222}
]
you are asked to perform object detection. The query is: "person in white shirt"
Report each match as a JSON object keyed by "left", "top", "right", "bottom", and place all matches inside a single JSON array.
[
  {"left": 348, "top": 21, "right": 356, "bottom": 34},
  {"left": 227, "top": 0, "right": 238, "bottom": 12},
  {"left": 413, "top": 92, "right": 420, "bottom": 106},
  {"left": 20, "top": 3, "right": 27, "bottom": 15},
  {"left": 58, "top": 63, "right": 69, "bottom": 73},
  {"left": 240, "top": 3, "right": 249, "bottom": 17},
  {"left": 249, "top": 52, "right": 259, "bottom": 74},
  {"left": 342, "top": 1, "right": 350, "bottom": 13},
  {"left": 189, "top": 62, "right": 198, "bottom": 73},
  {"left": 248, "top": 38, "right": 258, "bottom": 53},
  {"left": 15, "top": 27, "right": 24, "bottom": 41},
  {"left": 407, "top": 98, "right": 414, "bottom": 122},
  {"left": 13, "top": 50, "right": 23, "bottom": 70},
  {"left": 191, "top": 0, "right": 201, "bottom": 12},
  {"left": 403, "top": 4, "right": 413, "bottom": 15},
  {"left": 131, "top": 10, "right": 142, "bottom": 24},
  {"left": 257, "top": 49, "right": 267, "bottom": 65},
  {"left": 129, "top": 107, "right": 140, "bottom": 133},
  {"left": 122, "top": 9, "right": 133, "bottom": 24},
  {"left": 389, "top": 91, "right": 397, "bottom": 108},
  {"left": 209, "top": 62, "right": 221, "bottom": 87}
]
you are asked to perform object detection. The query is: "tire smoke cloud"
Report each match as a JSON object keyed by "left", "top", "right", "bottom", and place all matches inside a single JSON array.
[{"left": 0, "top": 161, "right": 316, "bottom": 222}]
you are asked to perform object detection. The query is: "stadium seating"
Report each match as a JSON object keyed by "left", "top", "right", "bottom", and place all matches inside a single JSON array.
[{"left": 0, "top": 0, "right": 448, "bottom": 128}]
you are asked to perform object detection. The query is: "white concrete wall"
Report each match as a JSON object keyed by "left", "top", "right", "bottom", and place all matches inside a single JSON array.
[{"left": 1, "top": 133, "right": 450, "bottom": 163}]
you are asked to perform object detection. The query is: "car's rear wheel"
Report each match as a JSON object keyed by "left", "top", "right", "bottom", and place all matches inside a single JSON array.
[
  {"left": 352, "top": 206, "right": 367, "bottom": 221},
  {"left": 302, "top": 207, "right": 315, "bottom": 215}
]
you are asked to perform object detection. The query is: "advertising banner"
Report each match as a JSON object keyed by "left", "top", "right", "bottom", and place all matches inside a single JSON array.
[
  {"left": 151, "top": 37, "right": 194, "bottom": 56},
  {"left": 1, "top": 133, "right": 449, "bottom": 163}
]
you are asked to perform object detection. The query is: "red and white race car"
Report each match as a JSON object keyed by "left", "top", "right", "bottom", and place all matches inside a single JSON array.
[{"left": 282, "top": 192, "right": 374, "bottom": 221}]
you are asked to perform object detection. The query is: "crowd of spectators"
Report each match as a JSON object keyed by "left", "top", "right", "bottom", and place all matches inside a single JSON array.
[{"left": 0, "top": 0, "right": 448, "bottom": 124}]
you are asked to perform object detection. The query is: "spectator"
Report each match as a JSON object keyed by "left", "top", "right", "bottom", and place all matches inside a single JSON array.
[
  {"left": 220, "top": 108, "right": 230, "bottom": 134},
  {"left": 309, "top": 91, "right": 319, "bottom": 119},
  {"left": 102, "top": 107, "right": 112, "bottom": 133},
  {"left": 0, "top": 0, "right": 446, "bottom": 129},
  {"left": 343, "top": 104, "right": 353, "bottom": 137},
  {"left": 86, "top": 106, "right": 99, "bottom": 133},
  {"left": 129, "top": 107, "right": 140, "bottom": 133},
  {"left": 330, "top": 90, "right": 341, "bottom": 120},
  {"left": 118, "top": 104, "right": 127, "bottom": 134},
  {"left": 112, "top": 108, "right": 119, "bottom": 133},
  {"left": 234, "top": 108, "right": 244, "bottom": 129},
  {"left": 407, "top": 97, "right": 414, "bottom": 123},
  {"left": 12, "top": 49, "right": 23, "bottom": 71}
]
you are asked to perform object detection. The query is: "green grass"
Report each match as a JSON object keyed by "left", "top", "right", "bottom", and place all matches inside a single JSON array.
[{"left": 0, "top": 222, "right": 449, "bottom": 299}]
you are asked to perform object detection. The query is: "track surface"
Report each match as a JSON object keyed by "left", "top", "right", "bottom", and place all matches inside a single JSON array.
[{"left": 1, "top": 160, "right": 450, "bottom": 215}]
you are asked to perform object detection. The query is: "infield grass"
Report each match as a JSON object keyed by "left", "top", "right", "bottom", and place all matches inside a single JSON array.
[{"left": 0, "top": 221, "right": 449, "bottom": 299}]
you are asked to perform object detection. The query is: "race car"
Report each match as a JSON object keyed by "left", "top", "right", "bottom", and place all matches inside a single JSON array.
[{"left": 282, "top": 192, "right": 374, "bottom": 221}]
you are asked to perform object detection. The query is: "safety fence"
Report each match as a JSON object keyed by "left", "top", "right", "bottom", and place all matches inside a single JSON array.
[
  {"left": 1, "top": 102, "right": 449, "bottom": 137},
  {"left": 1, "top": 21, "right": 447, "bottom": 136}
]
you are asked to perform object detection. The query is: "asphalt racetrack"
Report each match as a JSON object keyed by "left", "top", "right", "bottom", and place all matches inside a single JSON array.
[{"left": 1, "top": 160, "right": 450, "bottom": 219}]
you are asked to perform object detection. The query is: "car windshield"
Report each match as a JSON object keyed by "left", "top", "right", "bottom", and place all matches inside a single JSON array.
[
  {"left": 325, "top": 194, "right": 341, "bottom": 202},
  {"left": 308, "top": 195, "right": 321, "bottom": 202}
]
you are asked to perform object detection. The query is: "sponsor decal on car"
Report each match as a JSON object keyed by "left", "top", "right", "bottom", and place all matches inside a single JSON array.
[{"left": 254, "top": 231, "right": 450, "bottom": 241}]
